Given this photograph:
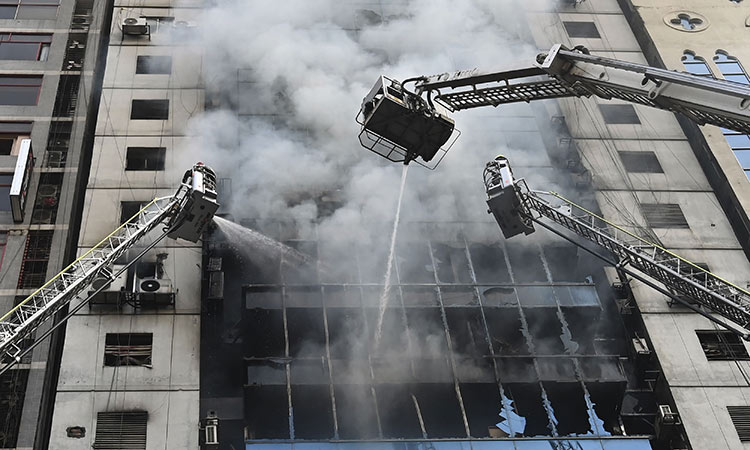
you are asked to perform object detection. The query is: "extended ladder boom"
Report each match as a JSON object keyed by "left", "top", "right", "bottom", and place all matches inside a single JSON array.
[
  {"left": 484, "top": 157, "right": 750, "bottom": 338},
  {"left": 421, "top": 44, "right": 750, "bottom": 135},
  {"left": 0, "top": 162, "right": 219, "bottom": 369},
  {"left": 358, "top": 44, "right": 750, "bottom": 168}
]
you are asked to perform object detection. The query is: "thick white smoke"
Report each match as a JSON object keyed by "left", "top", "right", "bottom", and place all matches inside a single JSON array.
[{"left": 182, "top": 0, "right": 554, "bottom": 248}]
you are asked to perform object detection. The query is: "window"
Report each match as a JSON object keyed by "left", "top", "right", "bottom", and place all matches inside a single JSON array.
[
  {"left": 0, "top": 0, "right": 59, "bottom": 20},
  {"left": 120, "top": 201, "right": 145, "bottom": 224},
  {"left": 696, "top": 330, "right": 750, "bottom": 360},
  {"left": 0, "top": 75, "right": 42, "bottom": 105},
  {"left": 562, "top": 21, "right": 600, "bottom": 38},
  {"left": 641, "top": 203, "right": 689, "bottom": 228},
  {"left": 618, "top": 151, "right": 663, "bottom": 173},
  {"left": 681, "top": 51, "right": 713, "bottom": 77},
  {"left": 0, "top": 368, "right": 29, "bottom": 448},
  {"left": 710, "top": 51, "right": 750, "bottom": 179},
  {"left": 126, "top": 147, "right": 166, "bottom": 170},
  {"left": 714, "top": 51, "right": 750, "bottom": 85},
  {"left": 599, "top": 104, "right": 641, "bottom": 124},
  {"left": 130, "top": 99, "right": 168, "bottom": 120},
  {"left": 136, "top": 55, "right": 172, "bottom": 74},
  {"left": 0, "top": 33, "right": 51, "bottom": 61},
  {"left": 669, "top": 13, "right": 703, "bottom": 31},
  {"left": 104, "top": 333, "right": 153, "bottom": 367},
  {"left": 728, "top": 406, "right": 750, "bottom": 442},
  {"left": 0, "top": 121, "right": 31, "bottom": 155},
  {"left": 0, "top": 173, "right": 12, "bottom": 211},
  {"left": 93, "top": 411, "right": 148, "bottom": 450}
]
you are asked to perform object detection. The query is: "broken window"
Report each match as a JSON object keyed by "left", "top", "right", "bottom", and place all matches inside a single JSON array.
[
  {"left": 130, "top": 99, "right": 169, "bottom": 120},
  {"left": 125, "top": 146, "right": 166, "bottom": 170},
  {"left": 696, "top": 330, "right": 750, "bottom": 360},
  {"left": 103, "top": 333, "right": 153, "bottom": 367},
  {"left": 120, "top": 201, "right": 146, "bottom": 224}
]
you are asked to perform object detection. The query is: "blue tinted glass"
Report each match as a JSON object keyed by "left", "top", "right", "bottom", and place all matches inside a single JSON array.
[
  {"left": 735, "top": 150, "right": 750, "bottom": 169},
  {"left": 684, "top": 63, "right": 711, "bottom": 75},
  {"left": 746, "top": 170, "right": 750, "bottom": 181},
  {"left": 724, "top": 74, "right": 750, "bottom": 84},
  {"left": 716, "top": 62, "right": 744, "bottom": 74},
  {"left": 726, "top": 134, "right": 750, "bottom": 149}
]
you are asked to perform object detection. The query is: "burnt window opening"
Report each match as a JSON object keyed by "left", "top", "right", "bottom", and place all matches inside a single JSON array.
[
  {"left": 130, "top": 99, "right": 169, "bottom": 120},
  {"left": 728, "top": 406, "right": 750, "bottom": 441},
  {"left": 103, "top": 333, "right": 153, "bottom": 367},
  {"left": 563, "top": 21, "right": 601, "bottom": 38},
  {"left": 17, "top": 230, "right": 53, "bottom": 289},
  {"left": 0, "top": 75, "right": 42, "bottom": 106},
  {"left": 135, "top": 55, "right": 172, "bottom": 74},
  {"left": 696, "top": 330, "right": 750, "bottom": 361},
  {"left": 93, "top": 411, "right": 148, "bottom": 450},
  {"left": 599, "top": 104, "right": 641, "bottom": 124},
  {"left": 120, "top": 201, "right": 146, "bottom": 224},
  {"left": 0, "top": 33, "right": 52, "bottom": 61},
  {"left": 618, "top": 151, "right": 663, "bottom": 173},
  {"left": 125, "top": 146, "right": 165, "bottom": 170},
  {"left": 641, "top": 203, "right": 690, "bottom": 229}
]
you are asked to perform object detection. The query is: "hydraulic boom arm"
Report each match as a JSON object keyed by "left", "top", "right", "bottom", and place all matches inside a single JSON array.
[
  {"left": 0, "top": 163, "right": 219, "bottom": 372},
  {"left": 484, "top": 156, "right": 750, "bottom": 339},
  {"left": 358, "top": 44, "right": 750, "bottom": 167}
]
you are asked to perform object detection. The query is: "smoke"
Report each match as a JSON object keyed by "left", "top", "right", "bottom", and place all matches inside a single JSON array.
[{"left": 174, "top": 0, "right": 622, "bottom": 440}]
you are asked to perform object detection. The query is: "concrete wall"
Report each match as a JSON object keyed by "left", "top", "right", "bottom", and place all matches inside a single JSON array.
[
  {"left": 49, "top": 1, "right": 204, "bottom": 448},
  {"left": 526, "top": 0, "right": 750, "bottom": 448}
]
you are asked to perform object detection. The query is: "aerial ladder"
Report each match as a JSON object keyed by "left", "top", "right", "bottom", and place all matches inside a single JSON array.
[
  {"left": 356, "top": 44, "right": 750, "bottom": 337},
  {"left": 357, "top": 44, "right": 750, "bottom": 168},
  {"left": 0, "top": 162, "right": 219, "bottom": 374}
]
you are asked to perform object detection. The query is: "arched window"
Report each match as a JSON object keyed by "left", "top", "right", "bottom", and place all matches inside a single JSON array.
[
  {"left": 681, "top": 51, "right": 713, "bottom": 77},
  {"left": 714, "top": 50, "right": 750, "bottom": 84}
]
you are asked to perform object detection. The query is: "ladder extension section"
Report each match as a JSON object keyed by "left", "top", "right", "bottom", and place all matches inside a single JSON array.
[
  {"left": 422, "top": 46, "right": 750, "bottom": 134},
  {"left": 523, "top": 188, "right": 750, "bottom": 337},
  {"left": 0, "top": 196, "right": 178, "bottom": 364}
]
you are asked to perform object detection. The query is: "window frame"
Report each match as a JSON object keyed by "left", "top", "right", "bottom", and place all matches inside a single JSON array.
[
  {"left": 125, "top": 146, "right": 166, "bottom": 171},
  {"left": 135, "top": 55, "right": 172, "bottom": 75},
  {"left": 0, "top": 0, "right": 60, "bottom": 20},
  {"left": 103, "top": 333, "right": 153, "bottom": 367},
  {"left": 0, "top": 33, "right": 52, "bottom": 61},
  {"left": 0, "top": 75, "right": 42, "bottom": 106},
  {"left": 562, "top": 21, "right": 601, "bottom": 39},
  {"left": 130, "top": 99, "right": 169, "bottom": 120},
  {"left": 696, "top": 330, "right": 750, "bottom": 361}
]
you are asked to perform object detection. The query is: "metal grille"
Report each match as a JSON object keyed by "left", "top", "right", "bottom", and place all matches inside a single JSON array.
[
  {"left": 728, "top": 406, "right": 750, "bottom": 441},
  {"left": 641, "top": 203, "right": 689, "bottom": 229},
  {"left": 17, "top": 230, "right": 54, "bottom": 289},
  {"left": 93, "top": 411, "right": 148, "bottom": 449}
]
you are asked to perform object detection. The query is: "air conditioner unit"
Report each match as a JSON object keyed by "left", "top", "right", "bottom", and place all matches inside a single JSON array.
[
  {"left": 88, "top": 268, "right": 127, "bottom": 307},
  {"left": 71, "top": 14, "right": 91, "bottom": 28},
  {"left": 655, "top": 403, "right": 681, "bottom": 439},
  {"left": 173, "top": 20, "right": 197, "bottom": 29},
  {"left": 31, "top": 209, "right": 53, "bottom": 224},
  {"left": 122, "top": 17, "right": 149, "bottom": 36},
  {"left": 136, "top": 277, "right": 175, "bottom": 308}
]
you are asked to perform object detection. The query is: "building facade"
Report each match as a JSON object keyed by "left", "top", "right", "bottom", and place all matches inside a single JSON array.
[{"left": 0, "top": 0, "right": 746, "bottom": 450}]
